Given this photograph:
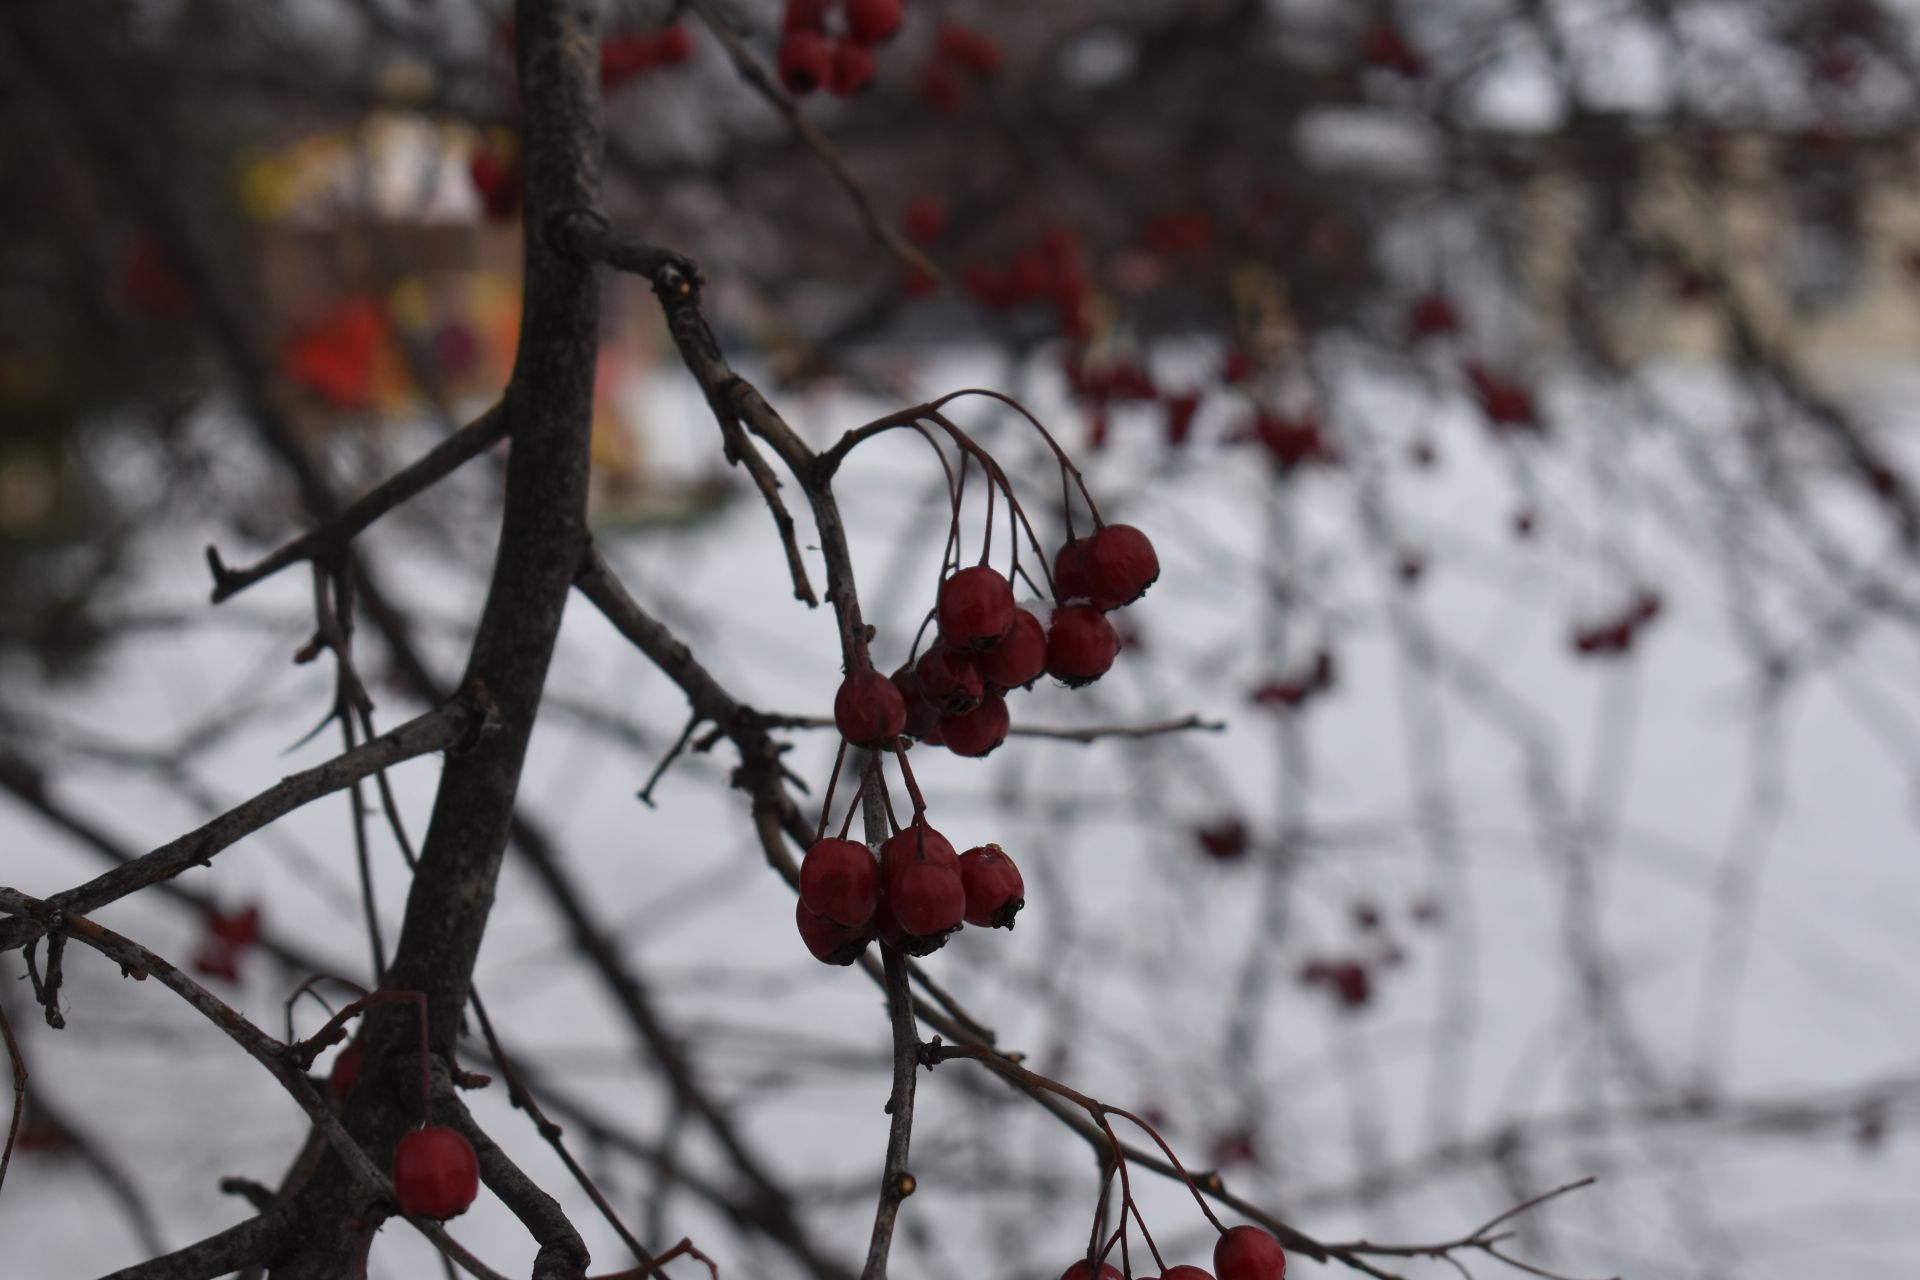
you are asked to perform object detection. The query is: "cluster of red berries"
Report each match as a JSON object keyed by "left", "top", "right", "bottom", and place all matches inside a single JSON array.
[
  {"left": 1570, "top": 588, "right": 1664, "bottom": 658},
  {"left": 1249, "top": 647, "right": 1336, "bottom": 714},
  {"left": 1298, "top": 896, "right": 1440, "bottom": 1011},
  {"left": 191, "top": 903, "right": 261, "bottom": 984},
  {"left": 796, "top": 822, "right": 1025, "bottom": 962},
  {"left": 601, "top": 23, "right": 695, "bottom": 91},
  {"left": 836, "top": 523, "right": 1159, "bottom": 761},
  {"left": 1061, "top": 1224, "right": 1288, "bottom": 1280},
  {"left": 779, "top": 0, "right": 904, "bottom": 98},
  {"left": 915, "top": 22, "right": 1002, "bottom": 109}
]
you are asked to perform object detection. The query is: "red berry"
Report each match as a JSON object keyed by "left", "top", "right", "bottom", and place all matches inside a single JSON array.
[
  {"left": 916, "top": 60, "right": 965, "bottom": 109},
  {"left": 207, "top": 904, "right": 261, "bottom": 948},
  {"left": 940, "top": 691, "right": 1009, "bottom": 758},
  {"left": 915, "top": 642, "right": 984, "bottom": 715},
  {"left": 654, "top": 24, "right": 694, "bottom": 64},
  {"left": 783, "top": 0, "right": 830, "bottom": 34},
  {"left": 937, "top": 566, "right": 1016, "bottom": 648},
  {"left": 601, "top": 34, "right": 660, "bottom": 88},
  {"left": 1161, "top": 1268, "right": 1218, "bottom": 1280},
  {"left": 800, "top": 838, "right": 879, "bottom": 927},
  {"left": 1164, "top": 391, "right": 1202, "bottom": 448},
  {"left": 873, "top": 892, "right": 952, "bottom": 956},
  {"left": 1408, "top": 292, "right": 1461, "bottom": 339},
  {"left": 845, "top": 0, "right": 903, "bottom": 45},
  {"left": 1060, "top": 1264, "right": 1124, "bottom": 1280},
  {"left": 1331, "top": 962, "right": 1372, "bottom": 1009},
  {"left": 937, "top": 23, "right": 1002, "bottom": 75},
  {"left": 1045, "top": 605, "right": 1120, "bottom": 686},
  {"left": 1362, "top": 21, "right": 1426, "bottom": 77},
  {"left": 468, "top": 143, "right": 521, "bottom": 221},
  {"left": 1214, "top": 1225, "right": 1288, "bottom": 1280},
  {"left": 886, "top": 862, "right": 966, "bottom": 937},
  {"left": 329, "top": 1040, "right": 366, "bottom": 1099},
  {"left": 880, "top": 822, "right": 960, "bottom": 878},
  {"left": 1084, "top": 524, "right": 1160, "bottom": 609},
  {"left": 958, "top": 844, "right": 1024, "bottom": 928},
  {"left": 890, "top": 664, "right": 942, "bottom": 739},
  {"left": 192, "top": 942, "right": 240, "bottom": 983},
  {"left": 392, "top": 1126, "right": 480, "bottom": 1220},
  {"left": 834, "top": 667, "right": 907, "bottom": 746},
  {"left": 1053, "top": 539, "right": 1095, "bottom": 603},
  {"left": 796, "top": 898, "right": 873, "bottom": 965},
  {"left": 1196, "top": 818, "right": 1250, "bottom": 861},
  {"left": 827, "top": 39, "right": 876, "bottom": 97},
  {"left": 779, "top": 31, "right": 832, "bottom": 94},
  {"left": 903, "top": 195, "right": 948, "bottom": 245},
  {"left": 975, "top": 608, "right": 1046, "bottom": 689},
  {"left": 903, "top": 266, "right": 939, "bottom": 297},
  {"left": 1466, "top": 363, "right": 1538, "bottom": 431}
]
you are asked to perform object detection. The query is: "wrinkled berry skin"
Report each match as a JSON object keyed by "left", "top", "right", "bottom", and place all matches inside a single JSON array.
[
  {"left": 916, "top": 642, "right": 985, "bottom": 715},
  {"left": 799, "top": 838, "right": 879, "bottom": 927},
  {"left": 940, "top": 691, "right": 1010, "bottom": 758},
  {"left": 392, "top": 1126, "right": 480, "bottom": 1220},
  {"left": 976, "top": 608, "right": 1046, "bottom": 689},
  {"left": 1084, "top": 523, "right": 1160, "bottom": 608},
  {"left": 1046, "top": 605, "right": 1120, "bottom": 685},
  {"left": 834, "top": 668, "right": 907, "bottom": 746},
  {"left": 1213, "top": 1225, "right": 1288, "bottom": 1280},
  {"left": 959, "top": 844, "right": 1024, "bottom": 928},
  {"left": 938, "top": 566, "right": 1017, "bottom": 648},
  {"left": 796, "top": 899, "right": 873, "bottom": 965}
]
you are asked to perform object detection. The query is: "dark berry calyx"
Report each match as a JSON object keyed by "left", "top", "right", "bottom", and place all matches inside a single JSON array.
[{"left": 959, "top": 844, "right": 1024, "bottom": 928}]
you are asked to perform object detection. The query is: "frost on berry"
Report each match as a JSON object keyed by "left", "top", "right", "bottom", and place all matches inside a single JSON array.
[
  {"left": 1045, "top": 604, "right": 1120, "bottom": 685},
  {"left": 959, "top": 843, "right": 1024, "bottom": 928},
  {"left": 796, "top": 898, "right": 874, "bottom": 965},
  {"left": 915, "top": 641, "right": 985, "bottom": 714},
  {"left": 1084, "top": 523, "right": 1160, "bottom": 608},
  {"left": 834, "top": 667, "right": 907, "bottom": 746},
  {"left": 1213, "top": 1224, "right": 1287, "bottom": 1280},
  {"left": 799, "top": 837, "right": 879, "bottom": 926},
  {"left": 938, "top": 565, "right": 1017, "bottom": 648},
  {"left": 975, "top": 607, "right": 1046, "bottom": 690},
  {"left": 939, "top": 690, "right": 1009, "bottom": 757}
]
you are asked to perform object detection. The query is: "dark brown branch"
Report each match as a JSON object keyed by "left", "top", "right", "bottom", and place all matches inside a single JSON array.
[
  {"left": 98, "top": 1207, "right": 294, "bottom": 1280},
  {"left": 0, "top": 690, "right": 496, "bottom": 954},
  {"left": 205, "top": 402, "right": 510, "bottom": 603}
]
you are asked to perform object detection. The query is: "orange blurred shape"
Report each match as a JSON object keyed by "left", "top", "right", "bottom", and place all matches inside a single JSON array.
[{"left": 280, "top": 295, "right": 391, "bottom": 410}]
